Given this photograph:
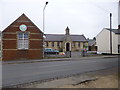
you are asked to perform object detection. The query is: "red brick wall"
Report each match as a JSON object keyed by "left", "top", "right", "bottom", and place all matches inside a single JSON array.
[
  {"left": 2, "top": 14, "right": 43, "bottom": 61},
  {"left": 3, "top": 40, "right": 17, "bottom": 49}
]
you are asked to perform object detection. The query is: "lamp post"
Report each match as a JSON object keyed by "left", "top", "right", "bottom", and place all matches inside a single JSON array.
[
  {"left": 110, "top": 13, "right": 112, "bottom": 54},
  {"left": 43, "top": 1, "right": 48, "bottom": 34},
  {"left": 43, "top": 1, "right": 48, "bottom": 58}
]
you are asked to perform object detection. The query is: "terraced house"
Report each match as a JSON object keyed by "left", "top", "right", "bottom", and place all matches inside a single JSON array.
[{"left": 45, "top": 27, "right": 88, "bottom": 52}]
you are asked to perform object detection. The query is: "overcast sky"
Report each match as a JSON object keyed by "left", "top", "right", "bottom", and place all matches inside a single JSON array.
[{"left": 0, "top": 0, "right": 119, "bottom": 39}]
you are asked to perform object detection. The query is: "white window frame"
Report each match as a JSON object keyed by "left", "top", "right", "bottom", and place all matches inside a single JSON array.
[{"left": 18, "top": 32, "right": 29, "bottom": 50}]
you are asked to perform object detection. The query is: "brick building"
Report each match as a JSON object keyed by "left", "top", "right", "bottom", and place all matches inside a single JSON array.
[{"left": 2, "top": 14, "right": 43, "bottom": 61}]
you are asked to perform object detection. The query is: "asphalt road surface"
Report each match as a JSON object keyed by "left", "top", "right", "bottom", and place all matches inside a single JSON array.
[{"left": 2, "top": 57, "right": 118, "bottom": 87}]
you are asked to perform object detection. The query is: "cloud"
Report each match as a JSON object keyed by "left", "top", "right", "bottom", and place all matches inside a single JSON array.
[{"left": 0, "top": 0, "right": 118, "bottom": 39}]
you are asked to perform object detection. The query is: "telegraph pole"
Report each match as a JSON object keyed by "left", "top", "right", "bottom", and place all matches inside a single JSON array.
[
  {"left": 87, "top": 1, "right": 113, "bottom": 54},
  {"left": 110, "top": 13, "right": 112, "bottom": 54}
]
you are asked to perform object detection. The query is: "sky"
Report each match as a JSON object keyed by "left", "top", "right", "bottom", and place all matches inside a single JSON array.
[
  {"left": 0, "top": 0, "right": 119, "bottom": 39},
  {"left": 118, "top": 0, "right": 120, "bottom": 25}
]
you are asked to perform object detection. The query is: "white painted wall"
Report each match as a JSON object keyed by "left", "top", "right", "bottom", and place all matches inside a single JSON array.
[
  {"left": 96, "top": 29, "right": 110, "bottom": 53},
  {"left": 96, "top": 28, "right": 119, "bottom": 54},
  {"left": 112, "top": 32, "right": 118, "bottom": 54},
  {"left": 118, "top": 35, "right": 120, "bottom": 44}
]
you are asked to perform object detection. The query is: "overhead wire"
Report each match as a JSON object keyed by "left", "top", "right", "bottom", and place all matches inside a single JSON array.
[{"left": 86, "top": 0, "right": 111, "bottom": 13}]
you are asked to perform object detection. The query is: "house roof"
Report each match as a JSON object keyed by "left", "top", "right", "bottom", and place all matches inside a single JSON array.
[
  {"left": 96, "top": 28, "right": 120, "bottom": 38},
  {"left": 88, "top": 39, "right": 96, "bottom": 46},
  {"left": 70, "top": 35, "right": 87, "bottom": 41},
  {"left": 45, "top": 34, "right": 64, "bottom": 41},
  {"left": 45, "top": 34, "right": 87, "bottom": 42},
  {"left": 106, "top": 28, "right": 120, "bottom": 34}
]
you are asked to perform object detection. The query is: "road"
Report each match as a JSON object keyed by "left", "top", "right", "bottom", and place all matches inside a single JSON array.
[{"left": 2, "top": 57, "right": 118, "bottom": 87}]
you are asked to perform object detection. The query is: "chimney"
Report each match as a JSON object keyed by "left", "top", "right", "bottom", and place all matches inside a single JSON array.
[{"left": 65, "top": 26, "right": 70, "bottom": 35}]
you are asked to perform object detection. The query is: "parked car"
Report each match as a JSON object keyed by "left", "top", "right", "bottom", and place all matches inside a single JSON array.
[{"left": 44, "top": 48, "right": 59, "bottom": 54}]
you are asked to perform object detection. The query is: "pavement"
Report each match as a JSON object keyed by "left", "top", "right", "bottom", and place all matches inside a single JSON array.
[
  {"left": 2, "top": 55, "right": 119, "bottom": 64},
  {"left": 20, "top": 67, "right": 118, "bottom": 88}
]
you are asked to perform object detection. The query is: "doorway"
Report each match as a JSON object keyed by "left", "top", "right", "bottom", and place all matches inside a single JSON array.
[
  {"left": 66, "top": 43, "right": 70, "bottom": 51},
  {"left": 118, "top": 45, "right": 120, "bottom": 53}
]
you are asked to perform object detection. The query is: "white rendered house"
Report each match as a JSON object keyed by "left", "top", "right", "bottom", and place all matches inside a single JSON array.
[{"left": 96, "top": 28, "right": 120, "bottom": 54}]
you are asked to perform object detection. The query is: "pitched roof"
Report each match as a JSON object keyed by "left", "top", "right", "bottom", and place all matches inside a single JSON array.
[
  {"left": 2, "top": 13, "right": 43, "bottom": 33},
  {"left": 45, "top": 34, "right": 64, "bottom": 41},
  {"left": 70, "top": 35, "right": 87, "bottom": 41},
  {"left": 106, "top": 28, "right": 120, "bottom": 34},
  {"left": 45, "top": 34, "right": 87, "bottom": 42},
  {"left": 88, "top": 39, "right": 96, "bottom": 46}
]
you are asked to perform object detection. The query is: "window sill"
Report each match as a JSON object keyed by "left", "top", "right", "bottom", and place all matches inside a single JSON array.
[{"left": 18, "top": 48, "right": 29, "bottom": 50}]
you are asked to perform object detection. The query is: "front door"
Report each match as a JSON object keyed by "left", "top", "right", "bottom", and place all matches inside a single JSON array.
[
  {"left": 66, "top": 43, "right": 70, "bottom": 51},
  {"left": 118, "top": 45, "right": 120, "bottom": 53}
]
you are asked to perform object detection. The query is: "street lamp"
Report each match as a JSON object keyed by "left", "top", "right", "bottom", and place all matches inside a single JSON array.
[
  {"left": 43, "top": 1, "right": 48, "bottom": 58},
  {"left": 43, "top": 1, "right": 48, "bottom": 34}
]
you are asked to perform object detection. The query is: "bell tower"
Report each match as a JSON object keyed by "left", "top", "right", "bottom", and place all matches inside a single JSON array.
[{"left": 65, "top": 26, "right": 70, "bottom": 35}]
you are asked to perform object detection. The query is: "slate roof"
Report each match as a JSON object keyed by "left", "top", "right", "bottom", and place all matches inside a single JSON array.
[
  {"left": 70, "top": 35, "right": 87, "bottom": 41},
  {"left": 45, "top": 34, "right": 87, "bottom": 42},
  {"left": 106, "top": 28, "right": 120, "bottom": 34},
  {"left": 45, "top": 34, "right": 64, "bottom": 41},
  {"left": 112, "top": 29, "right": 120, "bottom": 34},
  {"left": 88, "top": 39, "right": 96, "bottom": 46}
]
